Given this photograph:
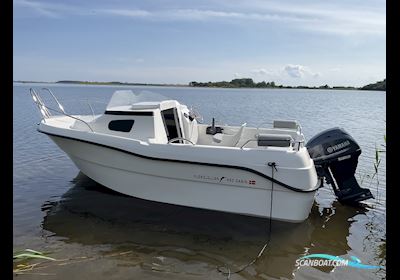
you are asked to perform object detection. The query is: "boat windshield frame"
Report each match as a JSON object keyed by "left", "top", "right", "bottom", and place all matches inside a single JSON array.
[{"left": 106, "top": 90, "right": 169, "bottom": 110}]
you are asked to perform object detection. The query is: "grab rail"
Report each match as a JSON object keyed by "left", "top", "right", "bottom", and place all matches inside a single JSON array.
[
  {"left": 30, "top": 89, "right": 50, "bottom": 119},
  {"left": 240, "top": 139, "right": 258, "bottom": 149},
  {"left": 86, "top": 99, "right": 95, "bottom": 119},
  {"left": 30, "top": 88, "right": 94, "bottom": 132},
  {"left": 45, "top": 107, "right": 94, "bottom": 132},
  {"left": 255, "top": 121, "right": 273, "bottom": 137},
  {"left": 294, "top": 140, "right": 304, "bottom": 151},
  {"left": 255, "top": 121, "right": 302, "bottom": 136},
  {"left": 168, "top": 137, "right": 195, "bottom": 145},
  {"left": 41, "top": 88, "right": 66, "bottom": 114}
]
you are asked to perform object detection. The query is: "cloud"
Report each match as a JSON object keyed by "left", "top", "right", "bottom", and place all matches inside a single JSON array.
[
  {"left": 284, "top": 64, "right": 305, "bottom": 78},
  {"left": 329, "top": 67, "right": 341, "bottom": 72},
  {"left": 98, "top": 9, "right": 151, "bottom": 18},
  {"left": 14, "top": 1, "right": 385, "bottom": 35},
  {"left": 14, "top": 0, "right": 91, "bottom": 18},
  {"left": 114, "top": 57, "right": 145, "bottom": 64},
  {"left": 95, "top": 4, "right": 385, "bottom": 35},
  {"left": 218, "top": 1, "right": 385, "bottom": 35},
  {"left": 96, "top": 8, "right": 311, "bottom": 24},
  {"left": 14, "top": 0, "right": 60, "bottom": 18},
  {"left": 250, "top": 68, "right": 269, "bottom": 75},
  {"left": 283, "top": 64, "right": 320, "bottom": 79}
]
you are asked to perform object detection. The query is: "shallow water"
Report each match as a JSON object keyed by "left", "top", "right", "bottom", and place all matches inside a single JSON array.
[{"left": 13, "top": 83, "right": 386, "bottom": 279}]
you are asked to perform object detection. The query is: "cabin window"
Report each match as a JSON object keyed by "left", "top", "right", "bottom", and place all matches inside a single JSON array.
[
  {"left": 161, "top": 108, "right": 182, "bottom": 142},
  {"left": 108, "top": 120, "right": 135, "bottom": 132}
]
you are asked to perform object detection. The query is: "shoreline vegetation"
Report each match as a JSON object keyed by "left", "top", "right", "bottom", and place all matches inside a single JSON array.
[
  {"left": 189, "top": 78, "right": 386, "bottom": 91},
  {"left": 14, "top": 78, "right": 386, "bottom": 91}
]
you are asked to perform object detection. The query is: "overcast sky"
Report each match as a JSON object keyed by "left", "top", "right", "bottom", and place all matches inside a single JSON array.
[{"left": 13, "top": 0, "right": 386, "bottom": 86}]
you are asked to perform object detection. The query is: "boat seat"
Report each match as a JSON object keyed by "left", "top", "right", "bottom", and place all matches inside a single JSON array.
[
  {"left": 212, "top": 133, "right": 223, "bottom": 143},
  {"left": 214, "top": 123, "right": 246, "bottom": 147},
  {"left": 273, "top": 120, "right": 299, "bottom": 130}
]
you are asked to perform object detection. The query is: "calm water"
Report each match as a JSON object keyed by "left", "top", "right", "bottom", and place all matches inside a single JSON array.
[{"left": 13, "top": 83, "right": 386, "bottom": 279}]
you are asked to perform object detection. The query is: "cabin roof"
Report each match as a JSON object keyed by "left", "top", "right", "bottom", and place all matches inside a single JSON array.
[{"left": 107, "top": 100, "right": 181, "bottom": 112}]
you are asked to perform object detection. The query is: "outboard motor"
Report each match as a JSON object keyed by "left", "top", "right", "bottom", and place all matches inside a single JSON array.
[{"left": 306, "top": 128, "right": 373, "bottom": 204}]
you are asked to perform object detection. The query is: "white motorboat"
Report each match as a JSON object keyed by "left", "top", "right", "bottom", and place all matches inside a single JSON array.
[{"left": 30, "top": 88, "right": 373, "bottom": 222}]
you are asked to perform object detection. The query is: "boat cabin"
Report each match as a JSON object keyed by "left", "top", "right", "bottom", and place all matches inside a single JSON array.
[
  {"left": 91, "top": 98, "right": 198, "bottom": 145},
  {"left": 75, "top": 90, "right": 304, "bottom": 149}
]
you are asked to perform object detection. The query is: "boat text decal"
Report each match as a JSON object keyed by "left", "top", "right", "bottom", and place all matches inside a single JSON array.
[{"left": 193, "top": 174, "right": 256, "bottom": 185}]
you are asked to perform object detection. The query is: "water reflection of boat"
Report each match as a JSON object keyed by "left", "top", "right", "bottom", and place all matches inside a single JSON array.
[{"left": 41, "top": 173, "right": 367, "bottom": 279}]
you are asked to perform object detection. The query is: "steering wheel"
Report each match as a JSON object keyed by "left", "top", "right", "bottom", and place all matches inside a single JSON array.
[{"left": 189, "top": 107, "right": 203, "bottom": 123}]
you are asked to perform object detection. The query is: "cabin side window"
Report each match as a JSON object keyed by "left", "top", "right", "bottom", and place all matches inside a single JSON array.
[{"left": 108, "top": 120, "right": 135, "bottom": 132}]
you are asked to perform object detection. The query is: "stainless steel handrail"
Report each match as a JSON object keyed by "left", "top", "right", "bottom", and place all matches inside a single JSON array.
[
  {"left": 256, "top": 121, "right": 273, "bottom": 130},
  {"left": 30, "top": 88, "right": 94, "bottom": 132},
  {"left": 167, "top": 137, "right": 195, "bottom": 145},
  {"left": 45, "top": 107, "right": 94, "bottom": 132},
  {"left": 30, "top": 88, "right": 51, "bottom": 118},
  {"left": 255, "top": 121, "right": 302, "bottom": 136},
  {"left": 294, "top": 140, "right": 304, "bottom": 151},
  {"left": 240, "top": 139, "right": 258, "bottom": 149},
  {"left": 255, "top": 122, "right": 272, "bottom": 138},
  {"left": 41, "top": 88, "right": 66, "bottom": 114},
  {"left": 86, "top": 99, "right": 95, "bottom": 119}
]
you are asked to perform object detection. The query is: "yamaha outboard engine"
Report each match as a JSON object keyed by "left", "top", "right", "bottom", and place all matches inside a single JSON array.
[{"left": 306, "top": 128, "right": 373, "bottom": 204}]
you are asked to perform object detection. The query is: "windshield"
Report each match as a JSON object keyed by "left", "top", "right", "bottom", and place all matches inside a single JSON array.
[{"left": 106, "top": 90, "right": 169, "bottom": 110}]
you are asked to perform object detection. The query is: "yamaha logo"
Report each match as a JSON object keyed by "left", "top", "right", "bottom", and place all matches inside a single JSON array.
[{"left": 326, "top": 140, "right": 350, "bottom": 153}]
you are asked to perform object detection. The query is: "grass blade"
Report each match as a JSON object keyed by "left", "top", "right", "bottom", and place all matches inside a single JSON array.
[
  {"left": 24, "top": 249, "right": 44, "bottom": 255},
  {"left": 13, "top": 253, "right": 56, "bottom": 261}
]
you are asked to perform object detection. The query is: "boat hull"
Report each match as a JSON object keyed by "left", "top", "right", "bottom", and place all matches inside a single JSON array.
[{"left": 49, "top": 135, "right": 317, "bottom": 223}]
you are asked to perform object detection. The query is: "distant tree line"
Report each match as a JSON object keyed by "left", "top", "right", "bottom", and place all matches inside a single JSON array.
[
  {"left": 189, "top": 78, "right": 356, "bottom": 90},
  {"left": 15, "top": 78, "right": 386, "bottom": 91},
  {"left": 56, "top": 80, "right": 149, "bottom": 86},
  {"left": 360, "top": 79, "right": 386, "bottom": 91},
  {"left": 189, "top": 79, "right": 280, "bottom": 88},
  {"left": 189, "top": 78, "right": 386, "bottom": 91},
  {"left": 54, "top": 80, "right": 185, "bottom": 87}
]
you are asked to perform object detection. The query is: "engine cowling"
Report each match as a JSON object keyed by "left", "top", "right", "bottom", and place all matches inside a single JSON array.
[{"left": 306, "top": 127, "right": 373, "bottom": 204}]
